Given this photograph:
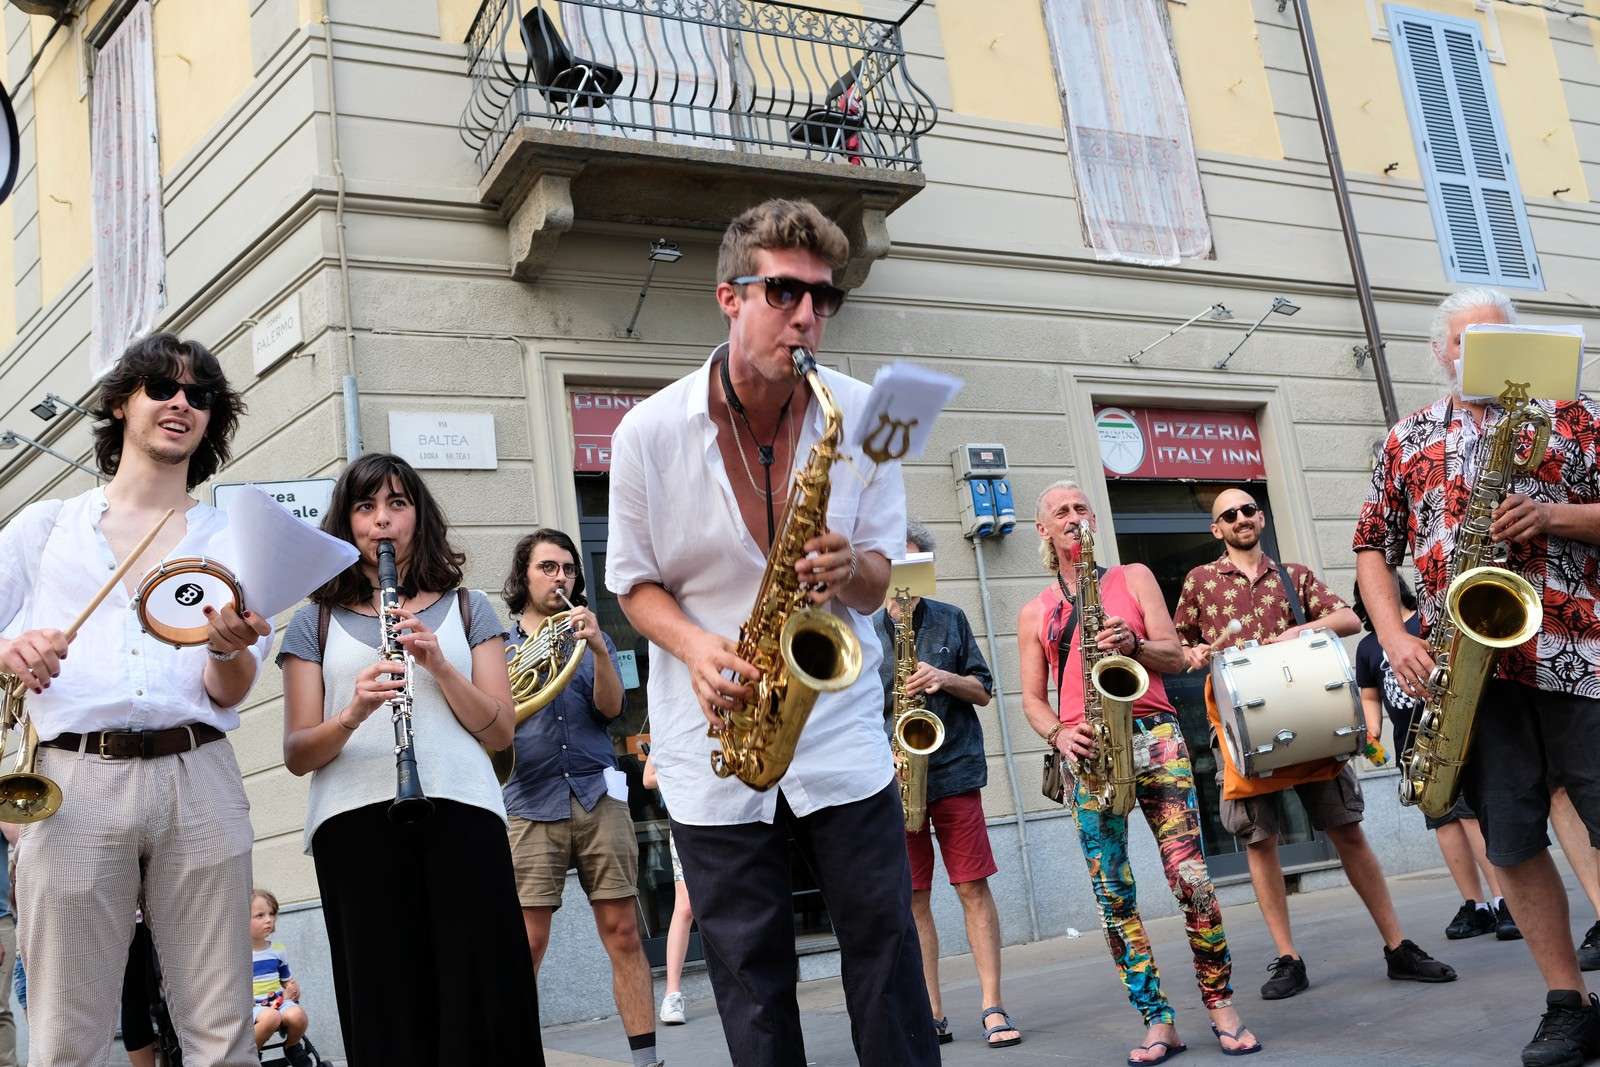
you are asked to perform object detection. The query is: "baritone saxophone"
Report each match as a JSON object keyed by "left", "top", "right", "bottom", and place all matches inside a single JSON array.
[{"left": 710, "top": 348, "right": 864, "bottom": 790}]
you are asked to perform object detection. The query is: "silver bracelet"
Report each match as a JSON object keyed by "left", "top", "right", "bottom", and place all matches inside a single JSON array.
[{"left": 206, "top": 646, "right": 240, "bottom": 663}]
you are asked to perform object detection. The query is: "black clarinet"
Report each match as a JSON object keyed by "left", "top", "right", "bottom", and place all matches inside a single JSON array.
[{"left": 376, "top": 540, "right": 433, "bottom": 824}]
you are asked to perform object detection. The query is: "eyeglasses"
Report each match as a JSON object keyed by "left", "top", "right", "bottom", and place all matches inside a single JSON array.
[
  {"left": 141, "top": 376, "right": 216, "bottom": 411},
  {"left": 535, "top": 560, "right": 580, "bottom": 579},
  {"left": 1216, "top": 503, "right": 1261, "bottom": 524},
  {"left": 728, "top": 275, "right": 846, "bottom": 318}
]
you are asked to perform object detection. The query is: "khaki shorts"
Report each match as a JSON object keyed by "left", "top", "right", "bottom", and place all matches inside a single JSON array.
[
  {"left": 1220, "top": 760, "right": 1365, "bottom": 846},
  {"left": 508, "top": 795, "right": 639, "bottom": 909}
]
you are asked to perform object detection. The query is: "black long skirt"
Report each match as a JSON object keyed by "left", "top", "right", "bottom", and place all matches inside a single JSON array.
[{"left": 312, "top": 798, "right": 544, "bottom": 1066}]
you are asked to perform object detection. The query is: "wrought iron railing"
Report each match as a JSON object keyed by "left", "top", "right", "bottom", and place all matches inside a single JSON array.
[{"left": 459, "top": 0, "right": 938, "bottom": 178}]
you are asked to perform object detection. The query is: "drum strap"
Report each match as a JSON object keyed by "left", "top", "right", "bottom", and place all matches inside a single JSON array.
[{"left": 1280, "top": 563, "right": 1308, "bottom": 628}]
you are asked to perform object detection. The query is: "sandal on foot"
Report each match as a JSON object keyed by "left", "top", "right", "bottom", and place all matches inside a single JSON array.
[
  {"left": 1211, "top": 1024, "right": 1262, "bottom": 1057},
  {"left": 1127, "top": 1040, "right": 1187, "bottom": 1065},
  {"left": 933, "top": 1016, "right": 953, "bottom": 1044},
  {"left": 981, "top": 1006, "right": 1022, "bottom": 1049}
]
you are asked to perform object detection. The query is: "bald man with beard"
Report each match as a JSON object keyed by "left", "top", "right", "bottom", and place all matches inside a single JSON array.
[{"left": 1173, "top": 488, "right": 1456, "bottom": 1002}]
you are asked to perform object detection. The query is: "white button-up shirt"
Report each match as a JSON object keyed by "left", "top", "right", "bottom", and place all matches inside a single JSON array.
[
  {"left": 0, "top": 488, "right": 272, "bottom": 739},
  {"left": 605, "top": 348, "right": 905, "bottom": 826}
]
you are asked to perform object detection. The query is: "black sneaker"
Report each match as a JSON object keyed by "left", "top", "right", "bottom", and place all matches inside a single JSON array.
[
  {"left": 1446, "top": 900, "right": 1496, "bottom": 940},
  {"left": 1580, "top": 921, "right": 1600, "bottom": 972},
  {"left": 1498, "top": 899, "right": 1525, "bottom": 941},
  {"left": 1523, "top": 990, "right": 1600, "bottom": 1067},
  {"left": 1260, "top": 954, "right": 1308, "bottom": 1000},
  {"left": 1385, "top": 939, "right": 1457, "bottom": 983}
]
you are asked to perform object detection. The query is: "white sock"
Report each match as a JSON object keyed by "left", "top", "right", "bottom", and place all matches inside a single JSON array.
[{"left": 1487, "top": 896, "right": 1504, "bottom": 911}]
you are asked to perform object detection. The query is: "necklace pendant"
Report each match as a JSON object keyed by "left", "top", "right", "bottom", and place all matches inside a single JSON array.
[{"left": 757, "top": 444, "right": 775, "bottom": 466}]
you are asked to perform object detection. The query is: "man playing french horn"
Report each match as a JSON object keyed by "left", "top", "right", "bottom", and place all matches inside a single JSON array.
[
  {"left": 1356, "top": 287, "right": 1600, "bottom": 1067},
  {"left": 497, "top": 528, "right": 658, "bottom": 1067},
  {"left": 606, "top": 199, "right": 934, "bottom": 1066},
  {"left": 1018, "top": 481, "right": 1259, "bottom": 1064}
]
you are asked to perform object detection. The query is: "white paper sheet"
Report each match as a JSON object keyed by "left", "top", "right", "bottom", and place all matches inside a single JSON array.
[
  {"left": 213, "top": 485, "right": 360, "bottom": 619},
  {"left": 849, "top": 362, "right": 963, "bottom": 463},
  {"left": 603, "top": 766, "right": 630, "bottom": 803}
]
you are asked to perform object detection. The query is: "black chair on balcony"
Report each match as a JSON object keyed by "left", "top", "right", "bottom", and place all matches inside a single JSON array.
[
  {"left": 521, "top": 7, "right": 623, "bottom": 128},
  {"left": 789, "top": 58, "right": 876, "bottom": 163}
]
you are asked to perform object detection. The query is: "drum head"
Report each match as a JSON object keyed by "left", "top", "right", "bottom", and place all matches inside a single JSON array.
[{"left": 134, "top": 558, "right": 242, "bottom": 647}]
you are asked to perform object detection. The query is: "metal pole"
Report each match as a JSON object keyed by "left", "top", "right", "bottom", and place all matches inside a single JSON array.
[
  {"left": 0, "top": 431, "right": 100, "bottom": 480},
  {"left": 324, "top": 6, "right": 362, "bottom": 460},
  {"left": 971, "top": 536, "right": 1041, "bottom": 942},
  {"left": 1293, "top": 0, "right": 1400, "bottom": 426},
  {"left": 1129, "top": 304, "right": 1229, "bottom": 365}
]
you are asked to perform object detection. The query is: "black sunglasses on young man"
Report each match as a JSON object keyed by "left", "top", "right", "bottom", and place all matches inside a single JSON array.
[
  {"left": 141, "top": 376, "right": 216, "bottom": 411},
  {"left": 1216, "top": 503, "right": 1261, "bottom": 524},
  {"left": 729, "top": 275, "right": 847, "bottom": 318}
]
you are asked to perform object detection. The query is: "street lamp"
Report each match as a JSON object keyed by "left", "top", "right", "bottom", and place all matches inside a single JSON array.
[
  {"left": 623, "top": 238, "right": 684, "bottom": 338},
  {"left": 1126, "top": 303, "right": 1233, "bottom": 365},
  {"left": 1215, "top": 297, "right": 1301, "bottom": 370},
  {"left": 0, "top": 429, "right": 101, "bottom": 479},
  {"left": 30, "top": 392, "right": 95, "bottom": 422}
]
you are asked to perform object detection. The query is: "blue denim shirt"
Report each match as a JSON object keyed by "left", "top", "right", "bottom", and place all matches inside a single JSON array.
[
  {"left": 873, "top": 598, "right": 992, "bottom": 803},
  {"left": 501, "top": 623, "right": 622, "bottom": 822}
]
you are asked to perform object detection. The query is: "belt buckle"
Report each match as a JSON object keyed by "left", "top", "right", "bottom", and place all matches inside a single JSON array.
[{"left": 97, "top": 731, "right": 135, "bottom": 761}]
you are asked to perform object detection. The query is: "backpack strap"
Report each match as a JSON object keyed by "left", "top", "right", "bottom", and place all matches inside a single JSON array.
[
  {"left": 316, "top": 603, "right": 331, "bottom": 660},
  {"left": 456, "top": 588, "right": 473, "bottom": 637}
]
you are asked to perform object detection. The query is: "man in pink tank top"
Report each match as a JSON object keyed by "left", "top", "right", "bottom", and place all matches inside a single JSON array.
[
  {"left": 1174, "top": 487, "right": 1455, "bottom": 1003},
  {"left": 1018, "top": 481, "right": 1259, "bottom": 1064}
]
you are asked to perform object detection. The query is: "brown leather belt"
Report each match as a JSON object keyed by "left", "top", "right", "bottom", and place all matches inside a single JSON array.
[{"left": 40, "top": 723, "right": 225, "bottom": 760}]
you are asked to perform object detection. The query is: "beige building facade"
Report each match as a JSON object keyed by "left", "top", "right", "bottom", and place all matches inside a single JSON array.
[{"left": 1, "top": 0, "right": 1597, "bottom": 1046}]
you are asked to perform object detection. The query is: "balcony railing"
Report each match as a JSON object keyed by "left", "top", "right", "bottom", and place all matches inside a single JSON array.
[{"left": 458, "top": 0, "right": 938, "bottom": 179}]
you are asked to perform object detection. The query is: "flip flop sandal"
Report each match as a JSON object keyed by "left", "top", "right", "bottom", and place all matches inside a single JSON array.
[
  {"left": 1211, "top": 1024, "right": 1263, "bottom": 1056},
  {"left": 981, "top": 1006, "right": 1022, "bottom": 1049},
  {"left": 933, "top": 1016, "right": 953, "bottom": 1045},
  {"left": 1127, "top": 1040, "right": 1188, "bottom": 1066}
]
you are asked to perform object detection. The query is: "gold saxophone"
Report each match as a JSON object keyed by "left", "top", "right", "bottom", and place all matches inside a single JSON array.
[
  {"left": 1071, "top": 522, "right": 1145, "bottom": 816},
  {"left": 890, "top": 587, "right": 944, "bottom": 832},
  {"left": 711, "top": 348, "right": 864, "bottom": 790},
  {"left": 1399, "top": 380, "right": 1547, "bottom": 818},
  {"left": 0, "top": 674, "right": 63, "bottom": 823}
]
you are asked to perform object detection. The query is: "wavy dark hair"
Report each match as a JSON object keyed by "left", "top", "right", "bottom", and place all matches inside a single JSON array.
[
  {"left": 502, "top": 528, "right": 588, "bottom": 615},
  {"left": 312, "top": 453, "right": 465, "bottom": 608},
  {"left": 1352, "top": 571, "right": 1418, "bottom": 632},
  {"left": 92, "top": 332, "right": 244, "bottom": 490}
]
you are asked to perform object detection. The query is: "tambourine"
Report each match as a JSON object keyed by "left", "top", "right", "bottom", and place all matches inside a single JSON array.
[{"left": 132, "top": 557, "right": 244, "bottom": 648}]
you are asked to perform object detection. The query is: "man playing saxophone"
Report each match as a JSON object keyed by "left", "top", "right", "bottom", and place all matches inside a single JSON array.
[
  {"left": 1018, "top": 481, "right": 1259, "bottom": 1063},
  {"left": 1356, "top": 287, "right": 1600, "bottom": 1067},
  {"left": 605, "top": 199, "right": 933, "bottom": 1066},
  {"left": 871, "top": 520, "right": 1020, "bottom": 1049},
  {"left": 1175, "top": 488, "right": 1454, "bottom": 1000}
]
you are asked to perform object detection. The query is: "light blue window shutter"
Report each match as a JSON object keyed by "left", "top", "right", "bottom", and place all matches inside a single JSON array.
[{"left": 1387, "top": 5, "right": 1541, "bottom": 289}]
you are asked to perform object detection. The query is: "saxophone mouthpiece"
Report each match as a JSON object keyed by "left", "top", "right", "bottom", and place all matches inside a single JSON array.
[{"left": 790, "top": 347, "right": 817, "bottom": 377}]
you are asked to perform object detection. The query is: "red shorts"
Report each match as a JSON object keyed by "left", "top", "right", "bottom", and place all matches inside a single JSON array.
[{"left": 906, "top": 788, "right": 999, "bottom": 891}]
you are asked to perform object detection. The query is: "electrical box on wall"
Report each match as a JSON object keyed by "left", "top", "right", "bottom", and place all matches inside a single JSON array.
[
  {"left": 959, "top": 477, "right": 997, "bottom": 539},
  {"left": 954, "top": 442, "right": 1009, "bottom": 480},
  {"left": 954, "top": 444, "right": 1012, "bottom": 539}
]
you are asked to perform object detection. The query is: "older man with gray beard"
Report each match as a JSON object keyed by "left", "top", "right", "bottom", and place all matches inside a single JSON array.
[{"left": 1356, "top": 286, "right": 1600, "bottom": 1067}]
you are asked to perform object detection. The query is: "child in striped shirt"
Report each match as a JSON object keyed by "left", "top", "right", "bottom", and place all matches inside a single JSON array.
[{"left": 251, "top": 889, "right": 309, "bottom": 1052}]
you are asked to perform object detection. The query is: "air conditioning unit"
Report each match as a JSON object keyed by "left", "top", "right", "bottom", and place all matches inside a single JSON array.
[{"left": 10, "top": 1, "right": 73, "bottom": 17}]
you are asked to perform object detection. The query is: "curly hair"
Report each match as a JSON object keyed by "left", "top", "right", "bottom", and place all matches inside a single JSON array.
[
  {"left": 716, "top": 198, "right": 850, "bottom": 283},
  {"left": 312, "top": 453, "right": 465, "bottom": 608},
  {"left": 502, "top": 528, "right": 588, "bottom": 615},
  {"left": 91, "top": 332, "right": 244, "bottom": 490}
]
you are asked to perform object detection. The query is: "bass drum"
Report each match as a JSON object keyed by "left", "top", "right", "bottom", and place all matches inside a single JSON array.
[{"left": 1210, "top": 628, "right": 1365, "bottom": 778}]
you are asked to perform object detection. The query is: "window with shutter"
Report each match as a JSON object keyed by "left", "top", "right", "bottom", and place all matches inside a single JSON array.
[{"left": 1386, "top": 5, "right": 1541, "bottom": 289}]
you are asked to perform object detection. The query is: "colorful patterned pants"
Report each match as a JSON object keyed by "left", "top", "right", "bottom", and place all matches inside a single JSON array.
[{"left": 1072, "top": 715, "right": 1233, "bottom": 1024}]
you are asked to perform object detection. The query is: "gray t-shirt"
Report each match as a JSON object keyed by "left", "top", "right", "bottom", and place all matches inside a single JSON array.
[{"left": 276, "top": 589, "right": 505, "bottom": 665}]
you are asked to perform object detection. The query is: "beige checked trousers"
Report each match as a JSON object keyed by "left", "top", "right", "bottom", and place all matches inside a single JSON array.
[{"left": 16, "top": 738, "right": 256, "bottom": 1067}]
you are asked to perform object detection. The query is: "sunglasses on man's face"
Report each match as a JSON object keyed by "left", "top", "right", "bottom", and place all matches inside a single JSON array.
[
  {"left": 1216, "top": 503, "right": 1261, "bottom": 524},
  {"left": 141, "top": 376, "right": 216, "bottom": 411},
  {"left": 729, "top": 275, "right": 846, "bottom": 318},
  {"left": 535, "top": 560, "right": 580, "bottom": 579}
]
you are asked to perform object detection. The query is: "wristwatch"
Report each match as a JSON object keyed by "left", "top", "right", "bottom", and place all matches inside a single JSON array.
[{"left": 206, "top": 646, "right": 240, "bottom": 663}]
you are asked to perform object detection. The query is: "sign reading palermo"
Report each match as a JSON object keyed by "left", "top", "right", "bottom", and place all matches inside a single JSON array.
[
  {"left": 389, "top": 411, "right": 498, "bottom": 470},
  {"left": 1095, "top": 406, "right": 1266, "bottom": 480},
  {"left": 214, "top": 478, "right": 335, "bottom": 525},
  {"left": 251, "top": 294, "right": 304, "bottom": 375}
]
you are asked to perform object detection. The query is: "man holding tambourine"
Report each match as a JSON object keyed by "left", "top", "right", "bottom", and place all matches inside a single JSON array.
[
  {"left": 1174, "top": 487, "right": 1456, "bottom": 1002},
  {"left": 0, "top": 334, "right": 270, "bottom": 1065}
]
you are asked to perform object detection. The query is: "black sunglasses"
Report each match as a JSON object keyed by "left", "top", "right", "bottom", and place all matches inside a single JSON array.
[
  {"left": 1216, "top": 503, "right": 1261, "bottom": 524},
  {"left": 141, "top": 376, "right": 216, "bottom": 411},
  {"left": 729, "top": 275, "right": 846, "bottom": 318}
]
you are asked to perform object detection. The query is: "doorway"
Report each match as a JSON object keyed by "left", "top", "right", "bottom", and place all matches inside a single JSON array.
[{"left": 1107, "top": 480, "right": 1338, "bottom": 880}]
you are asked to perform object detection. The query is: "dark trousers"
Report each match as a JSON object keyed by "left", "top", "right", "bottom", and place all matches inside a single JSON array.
[
  {"left": 312, "top": 799, "right": 544, "bottom": 1067},
  {"left": 671, "top": 782, "right": 939, "bottom": 1067}
]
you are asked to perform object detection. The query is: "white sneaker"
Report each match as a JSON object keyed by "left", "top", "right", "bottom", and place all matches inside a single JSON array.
[{"left": 659, "top": 990, "right": 686, "bottom": 1025}]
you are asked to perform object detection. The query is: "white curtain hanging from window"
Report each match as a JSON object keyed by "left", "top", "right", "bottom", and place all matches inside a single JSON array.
[
  {"left": 1043, "top": 0, "right": 1212, "bottom": 266},
  {"left": 90, "top": 1, "right": 165, "bottom": 378}
]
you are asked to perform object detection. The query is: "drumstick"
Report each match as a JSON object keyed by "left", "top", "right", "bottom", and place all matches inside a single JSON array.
[
  {"left": 1193, "top": 619, "right": 1244, "bottom": 665},
  {"left": 63, "top": 508, "right": 175, "bottom": 641}
]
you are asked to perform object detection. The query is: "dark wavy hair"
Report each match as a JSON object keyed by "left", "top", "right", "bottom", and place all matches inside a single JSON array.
[
  {"left": 1352, "top": 571, "right": 1418, "bottom": 632},
  {"left": 312, "top": 453, "right": 465, "bottom": 608},
  {"left": 502, "top": 528, "right": 588, "bottom": 615},
  {"left": 92, "top": 332, "right": 244, "bottom": 490}
]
